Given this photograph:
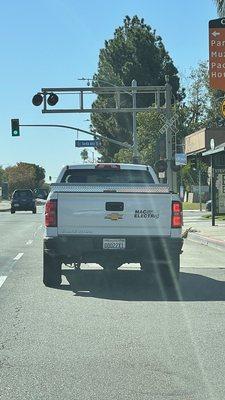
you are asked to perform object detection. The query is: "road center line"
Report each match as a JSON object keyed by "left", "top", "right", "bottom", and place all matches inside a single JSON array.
[
  {"left": 26, "top": 240, "right": 33, "bottom": 245},
  {"left": 13, "top": 253, "right": 24, "bottom": 261},
  {"left": 0, "top": 276, "right": 7, "bottom": 288}
]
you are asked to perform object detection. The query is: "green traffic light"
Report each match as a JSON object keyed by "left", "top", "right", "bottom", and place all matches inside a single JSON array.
[{"left": 11, "top": 119, "right": 20, "bottom": 137}]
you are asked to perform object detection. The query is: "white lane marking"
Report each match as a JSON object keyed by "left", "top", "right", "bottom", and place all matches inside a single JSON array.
[
  {"left": 26, "top": 240, "right": 33, "bottom": 245},
  {"left": 33, "top": 225, "right": 43, "bottom": 238},
  {"left": 13, "top": 253, "right": 24, "bottom": 261},
  {"left": 0, "top": 276, "right": 7, "bottom": 288}
]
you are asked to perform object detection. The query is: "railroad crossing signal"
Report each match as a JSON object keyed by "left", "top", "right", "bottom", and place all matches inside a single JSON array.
[
  {"left": 11, "top": 119, "right": 20, "bottom": 137},
  {"left": 154, "top": 159, "right": 167, "bottom": 173}
]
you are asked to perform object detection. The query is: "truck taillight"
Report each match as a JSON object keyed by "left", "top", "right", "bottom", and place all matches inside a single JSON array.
[
  {"left": 45, "top": 199, "right": 57, "bottom": 227},
  {"left": 171, "top": 201, "right": 182, "bottom": 228}
]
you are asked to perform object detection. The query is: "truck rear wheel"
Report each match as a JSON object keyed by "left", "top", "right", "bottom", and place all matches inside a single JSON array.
[{"left": 43, "top": 252, "right": 62, "bottom": 287}]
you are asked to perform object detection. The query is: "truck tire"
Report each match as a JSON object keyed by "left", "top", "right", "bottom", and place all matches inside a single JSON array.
[
  {"left": 43, "top": 252, "right": 62, "bottom": 287},
  {"left": 33, "top": 207, "right": 37, "bottom": 214},
  {"left": 11, "top": 208, "right": 15, "bottom": 214}
]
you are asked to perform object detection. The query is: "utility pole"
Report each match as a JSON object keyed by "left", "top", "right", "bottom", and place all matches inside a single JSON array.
[
  {"left": 165, "top": 76, "right": 173, "bottom": 191},
  {"left": 132, "top": 79, "right": 139, "bottom": 164},
  {"left": 198, "top": 157, "right": 202, "bottom": 211},
  {"left": 211, "top": 154, "right": 216, "bottom": 226}
]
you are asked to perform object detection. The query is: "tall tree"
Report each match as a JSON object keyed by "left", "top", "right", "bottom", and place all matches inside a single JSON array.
[
  {"left": 5, "top": 162, "right": 45, "bottom": 195},
  {"left": 115, "top": 61, "right": 216, "bottom": 191},
  {"left": 80, "top": 149, "right": 88, "bottom": 163},
  {"left": 184, "top": 60, "right": 224, "bottom": 131},
  {"left": 0, "top": 166, "right": 6, "bottom": 186},
  {"left": 214, "top": 0, "right": 225, "bottom": 16},
  {"left": 91, "top": 15, "right": 181, "bottom": 161}
]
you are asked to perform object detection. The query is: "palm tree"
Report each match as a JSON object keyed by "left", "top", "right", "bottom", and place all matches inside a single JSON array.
[{"left": 214, "top": 0, "right": 225, "bottom": 16}]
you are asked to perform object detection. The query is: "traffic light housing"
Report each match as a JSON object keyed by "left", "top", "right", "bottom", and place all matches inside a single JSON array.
[
  {"left": 154, "top": 159, "right": 167, "bottom": 173},
  {"left": 11, "top": 119, "right": 20, "bottom": 137},
  {"left": 190, "top": 158, "right": 197, "bottom": 170},
  {"left": 171, "top": 159, "right": 181, "bottom": 172}
]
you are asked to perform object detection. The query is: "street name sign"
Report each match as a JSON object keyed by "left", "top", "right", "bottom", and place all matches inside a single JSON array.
[
  {"left": 209, "top": 18, "right": 225, "bottom": 91},
  {"left": 175, "top": 153, "right": 187, "bottom": 166},
  {"left": 75, "top": 139, "right": 101, "bottom": 148}
]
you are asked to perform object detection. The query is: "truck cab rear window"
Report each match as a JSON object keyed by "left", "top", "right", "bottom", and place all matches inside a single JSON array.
[{"left": 61, "top": 169, "right": 154, "bottom": 184}]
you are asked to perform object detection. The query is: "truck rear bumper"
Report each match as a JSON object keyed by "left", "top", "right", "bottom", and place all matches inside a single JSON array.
[{"left": 44, "top": 235, "right": 183, "bottom": 264}]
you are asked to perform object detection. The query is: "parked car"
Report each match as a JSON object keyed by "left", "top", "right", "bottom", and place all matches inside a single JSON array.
[
  {"left": 206, "top": 200, "right": 212, "bottom": 212},
  {"left": 11, "top": 189, "right": 37, "bottom": 214}
]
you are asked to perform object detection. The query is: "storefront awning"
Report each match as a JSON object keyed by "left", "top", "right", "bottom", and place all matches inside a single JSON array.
[{"left": 202, "top": 143, "right": 225, "bottom": 157}]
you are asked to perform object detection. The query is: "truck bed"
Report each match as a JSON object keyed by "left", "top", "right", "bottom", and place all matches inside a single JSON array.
[{"left": 51, "top": 183, "right": 172, "bottom": 237}]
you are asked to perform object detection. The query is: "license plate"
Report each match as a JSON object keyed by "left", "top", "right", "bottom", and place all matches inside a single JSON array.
[
  {"left": 14, "top": 203, "right": 19, "bottom": 207},
  {"left": 103, "top": 238, "right": 126, "bottom": 250}
]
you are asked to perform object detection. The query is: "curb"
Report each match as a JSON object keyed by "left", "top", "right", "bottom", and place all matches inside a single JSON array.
[{"left": 187, "top": 231, "right": 225, "bottom": 252}]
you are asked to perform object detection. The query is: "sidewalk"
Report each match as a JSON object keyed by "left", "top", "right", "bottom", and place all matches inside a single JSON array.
[
  {"left": 0, "top": 200, "right": 11, "bottom": 212},
  {"left": 183, "top": 211, "right": 225, "bottom": 252}
]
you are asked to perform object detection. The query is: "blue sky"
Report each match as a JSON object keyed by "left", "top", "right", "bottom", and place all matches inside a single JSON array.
[{"left": 1, "top": 0, "right": 217, "bottom": 180}]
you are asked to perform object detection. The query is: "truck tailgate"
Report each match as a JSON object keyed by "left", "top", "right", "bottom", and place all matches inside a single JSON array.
[{"left": 57, "top": 192, "right": 171, "bottom": 236}]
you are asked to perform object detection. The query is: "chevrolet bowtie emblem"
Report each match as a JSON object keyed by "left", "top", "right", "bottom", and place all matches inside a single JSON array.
[{"left": 105, "top": 213, "right": 123, "bottom": 221}]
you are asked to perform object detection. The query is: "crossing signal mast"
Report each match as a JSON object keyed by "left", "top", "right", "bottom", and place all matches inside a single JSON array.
[{"left": 31, "top": 78, "right": 178, "bottom": 191}]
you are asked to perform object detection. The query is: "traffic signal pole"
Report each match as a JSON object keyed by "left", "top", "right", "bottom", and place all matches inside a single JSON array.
[
  {"left": 131, "top": 79, "right": 139, "bottom": 164},
  {"left": 165, "top": 76, "right": 173, "bottom": 191},
  {"left": 211, "top": 154, "right": 216, "bottom": 226}
]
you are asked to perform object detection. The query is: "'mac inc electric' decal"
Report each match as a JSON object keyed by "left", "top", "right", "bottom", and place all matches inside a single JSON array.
[{"left": 134, "top": 210, "right": 159, "bottom": 219}]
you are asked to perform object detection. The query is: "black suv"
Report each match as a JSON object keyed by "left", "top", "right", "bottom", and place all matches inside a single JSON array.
[{"left": 11, "top": 189, "right": 37, "bottom": 214}]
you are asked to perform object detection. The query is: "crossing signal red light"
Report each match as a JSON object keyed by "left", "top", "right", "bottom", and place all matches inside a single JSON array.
[
  {"left": 32, "top": 93, "right": 43, "bottom": 106},
  {"left": 47, "top": 93, "right": 58, "bottom": 106}
]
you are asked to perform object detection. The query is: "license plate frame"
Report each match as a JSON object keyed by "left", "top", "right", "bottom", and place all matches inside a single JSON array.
[{"left": 103, "top": 238, "right": 126, "bottom": 250}]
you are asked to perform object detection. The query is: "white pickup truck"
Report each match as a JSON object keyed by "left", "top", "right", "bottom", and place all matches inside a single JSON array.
[{"left": 43, "top": 163, "right": 183, "bottom": 287}]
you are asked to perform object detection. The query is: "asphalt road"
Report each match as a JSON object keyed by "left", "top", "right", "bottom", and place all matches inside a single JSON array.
[{"left": 1, "top": 208, "right": 225, "bottom": 400}]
